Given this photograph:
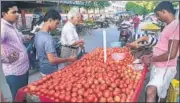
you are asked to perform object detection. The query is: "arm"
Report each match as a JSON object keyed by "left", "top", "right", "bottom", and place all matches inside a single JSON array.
[
  {"left": 150, "top": 39, "right": 179, "bottom": 62},
  {"left": 45, "top": 37, "right": 76, "bottom": 65},
  {"left": 18, "top": 32, "right": 33, "bottom": 42},
  {"left": 65, "top": 29, "right": 84, "bottom": 47},
  {"left": 127, "top": 36, "right": 149, "bottom": 48},
  {"left": 46, "top": 53, "right": 75, "bottom": 65},
  {"left": 70, "top": 39, "right": 84, "bottom": 47},
  {"left": 135, "top": 36, "right": 149, "bottom": 43}
]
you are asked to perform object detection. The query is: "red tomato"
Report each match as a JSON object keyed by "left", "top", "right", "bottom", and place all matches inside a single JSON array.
[
  {"left": 59, "top": 94, "right": 65, "bottom": 100},
  {"left": 71, "top": 97, "right": 77, "bottom": 102},
  {"left": 99, "top": 97, "right": 106, "bottom": 102},
  {"left": 97, "top": 91, "right": 103, "bottom": 98},
  {"left": 64, "top": 95, "right": 71, "bottom": 101},
  {"left": 76, "top": 84, "right": 82, "bottom": 89},
  {"left": 114, "top": 95, "right": 121, "bottom": 102},
  {"left": 77, "top": 88, "right": 85, "bottom": 96},
  {"left": 107, "top": 97, "right": 114, "bottom": 102},
  {"left": 103, "top": 90, "right": 111, "bottom": 98},
  {"left": 71, "top": 92, "right": 77, "bottom": 97}
]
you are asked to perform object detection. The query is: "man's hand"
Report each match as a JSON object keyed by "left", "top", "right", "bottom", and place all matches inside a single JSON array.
[
  {"left": 140, "top": 54, "right": 153, "bottom": 66},
  {"left": 126, "top": 42, "right": 139, "bottom": 49},
  {"left": 7, "top": 52, "right": 19, "bottom": 63},
  {"left": 79, "top": 39, "right": 84, "bottom": 45},
  {"left": 68, "top": 55, "right": 77, "bottom": 62},
  {"left": 79, "top": 43, "right": 84, "bottom": 49}
]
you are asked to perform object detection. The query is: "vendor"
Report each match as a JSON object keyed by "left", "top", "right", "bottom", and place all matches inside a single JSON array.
[
  {"left": 60, "top": 8, "right": 85, "bottom": 66},
  {"left": 127, "top": 31, "right": 158, "bottom": 49}
]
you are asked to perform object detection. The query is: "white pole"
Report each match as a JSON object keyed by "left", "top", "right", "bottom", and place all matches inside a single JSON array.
[{"left": 103, "top": 29, "right": 107, "bottom": 63}]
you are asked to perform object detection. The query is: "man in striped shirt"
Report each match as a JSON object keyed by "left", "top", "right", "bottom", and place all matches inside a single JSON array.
[
  {"left": 1, "top": 1, "right": 31, "bottom": 101},
  {"left": 127, "top": 31, "right": 158, "bottom": 49}
]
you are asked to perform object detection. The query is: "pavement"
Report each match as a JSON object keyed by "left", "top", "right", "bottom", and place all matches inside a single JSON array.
[{"left": 1, "top": 25, "right": 179, "bottom": 102}]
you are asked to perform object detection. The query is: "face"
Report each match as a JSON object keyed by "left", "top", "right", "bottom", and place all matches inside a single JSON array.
[
  {"left": 155, "top": 10, "right": 167, "bottom": 22},
  {"left": 2, "top": 6, "right": 19, "bottom": 23},
  {"left": 72, "top": 14, "right": 80, "bottom": 25},
  {"left": 49, "top": 19, "right": 60, "bottom": 30}
]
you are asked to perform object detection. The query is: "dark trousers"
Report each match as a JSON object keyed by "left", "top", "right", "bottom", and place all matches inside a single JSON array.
[{"left": 5, "top": 72, "right": 28, "bottom": 101}]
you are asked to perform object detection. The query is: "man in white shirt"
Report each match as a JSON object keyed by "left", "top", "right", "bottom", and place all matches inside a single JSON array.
[{"left": 60, "top": 8, "right": 84, "bottom": 66}]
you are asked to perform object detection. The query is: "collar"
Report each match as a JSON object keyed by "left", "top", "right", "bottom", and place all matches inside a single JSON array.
[
  {"left": 1, "top": 18, "right": 15, "bottom": 28},
  {"left": 67, "top": 21, "right": 75, "bottom": 28}
]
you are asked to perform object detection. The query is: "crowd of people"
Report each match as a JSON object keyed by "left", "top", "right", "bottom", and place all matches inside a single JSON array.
[{"left": 1, "top": 1, "right": 179, "bottom": 102}]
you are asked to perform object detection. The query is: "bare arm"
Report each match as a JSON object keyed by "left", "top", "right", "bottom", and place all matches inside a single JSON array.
[
  {"left": 135, "top": 36, "right": 149, "bottom": 43},
  {"left": 70, "top": 39, "right": 84, "bottom": 47},
  {"left": 46, "top": 53, "right": 76, "bottom": 65},
  {"left": 150, "top": 40, "right": 179, "bottom": 62}
]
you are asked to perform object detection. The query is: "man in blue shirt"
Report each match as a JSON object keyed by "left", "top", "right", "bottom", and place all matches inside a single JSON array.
[{"left": 34, "top": 9, "right": 76, "bottom": 76}]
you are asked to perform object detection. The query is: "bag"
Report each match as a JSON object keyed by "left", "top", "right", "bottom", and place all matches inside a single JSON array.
[
  {"left": 77, "top": 48, "right": 86, "bottom": 59},
  {"left": 25, "top": 36, "right": 39, "bottom": 69}
]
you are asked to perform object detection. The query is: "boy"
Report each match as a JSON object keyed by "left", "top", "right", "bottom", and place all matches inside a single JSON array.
[{"left": 34, "top": 9, "right": 76, "bottom": 76}]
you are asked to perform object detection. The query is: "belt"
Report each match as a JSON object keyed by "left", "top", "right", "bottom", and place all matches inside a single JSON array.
[{"left": 62, "top": 45, "right": 79, "bottom": 49}]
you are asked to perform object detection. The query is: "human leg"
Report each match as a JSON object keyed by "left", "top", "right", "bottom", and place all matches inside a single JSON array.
[{"left": 5, "top": 72, "right": 28, "bottom": 101}]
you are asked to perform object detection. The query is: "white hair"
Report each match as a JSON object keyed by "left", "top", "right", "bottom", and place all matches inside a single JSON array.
[{"left": 67, "top": 7, "right": 80, "bottom": 20}]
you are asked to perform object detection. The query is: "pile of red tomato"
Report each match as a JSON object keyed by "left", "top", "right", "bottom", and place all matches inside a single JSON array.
[{"left": 24, "top": 47, "right": 142, "bottom": 102}]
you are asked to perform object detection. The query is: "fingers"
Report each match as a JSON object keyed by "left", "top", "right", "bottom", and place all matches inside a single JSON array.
[{"left": 8, "top": 52, "right": 19, "bottom": 63}]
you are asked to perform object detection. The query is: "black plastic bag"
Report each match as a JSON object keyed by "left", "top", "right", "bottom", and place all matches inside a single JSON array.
[{"left": 77, "top": 48, "right": 86, "bottom": 59}]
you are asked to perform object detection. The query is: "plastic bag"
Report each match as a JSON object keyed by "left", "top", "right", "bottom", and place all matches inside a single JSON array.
[{"left": 77, "top": 48, "right": 86, "bottom": 59}]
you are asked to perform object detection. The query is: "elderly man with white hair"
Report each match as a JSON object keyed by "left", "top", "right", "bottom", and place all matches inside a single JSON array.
[{"left": 60, "top": 8, "right": 84, "bottom": 66}]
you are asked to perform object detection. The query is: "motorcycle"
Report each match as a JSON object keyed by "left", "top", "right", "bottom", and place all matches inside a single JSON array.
[{"left": 118, "top": 23, "right": 132, "bottom": 46}]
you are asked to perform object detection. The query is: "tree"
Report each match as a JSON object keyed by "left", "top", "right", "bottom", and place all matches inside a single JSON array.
[
  {"left": 82, "top": 1, "right": 110, "bottom": 14},
  {"left": 125, "top": 1, "right": 159, "bottom": 15}
]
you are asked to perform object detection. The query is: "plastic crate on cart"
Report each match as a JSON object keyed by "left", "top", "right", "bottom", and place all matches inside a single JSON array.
[{"left": 166, "top": 79, "right": 180, "bottom": 102}]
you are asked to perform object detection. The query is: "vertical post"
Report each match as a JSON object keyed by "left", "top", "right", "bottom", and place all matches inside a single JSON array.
[
  {"left": 103, "top": 29, "right": 107, "bottom": 63},
  {"left": 21, "top": 9, "right": 26, "bottom": 29}
]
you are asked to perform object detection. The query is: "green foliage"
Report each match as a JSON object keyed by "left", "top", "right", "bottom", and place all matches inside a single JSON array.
[
  {"left": 83, "top": 1, "right": 110, "bottom": 11},
  {"left": 125, "top": 1, "right": 159, "bottom": 15}
]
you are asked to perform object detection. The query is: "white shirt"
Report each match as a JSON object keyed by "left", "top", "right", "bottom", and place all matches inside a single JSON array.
[{"left": 60, "top": 21, "right": 79, "bottom": 46}]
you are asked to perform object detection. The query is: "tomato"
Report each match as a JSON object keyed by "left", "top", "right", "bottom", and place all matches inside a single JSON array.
[
  {"left": 76, "top": 84, "right": 82, "bottom": 89},
  {"left": 99, "top": 97, "right": 106, "bottom": 102},
  {"left": 72, "top": 87, "right": 78, "bottom": 92},
  {"left": 71, "top": 97, "right": 77, "bottom": 102},
  {"left": 87, "top": 88, "right": 93, "bottom": 94},
  {"left": 113, "top": 88, "right": 121, "bottom": 96},
  {"left": 78, "top": 88, "right": 85, "bottom": 96},
  {"left": 87, "top": 94, "right": 97, "bottom": 102},
  {"left": 111, "top": 83, "right": 117, "bottom": 88},
  {"left": 84, "top": 84, "right": 90, "bottom": 89},
  {"left": 97, "top": 91, "right": 103, "bottom": 98},
  {"left": 64, "top": 95, "right": 71, "bottom": 101},
  {"left": 59, "top": 94, "right": 65, "bottom": 100},
  {"left": 94, "top": 79, "right": 99, "bottom": 85},
  {"left": 99, "top": 84, "right": 107, "bottom": 91},
  {"left": 83, "top": 91, "right": 89, "bottom": 97},
  {"left": 55, "top": 99, "right": 59, "bottom": 102},
  {"left": 107, "top": 97, "right": 114, "bottom": 102},
  {"left": 103, "top": 90, "right": 112, "bottom": 98},
  {"left": 71, "top": 92, "right": 77, "bottom": 97},
  {"left": 91, "top": 84, "right": 96, "bottom": 89},
  {"left": 50, "top": 97, "right": 55, "bottom": 101},
  {"left": 24, "top": 88, "right": 29, "bottom": 92},
  {"left": 49, "top": 90, "right": 55, "bottom": 97}
]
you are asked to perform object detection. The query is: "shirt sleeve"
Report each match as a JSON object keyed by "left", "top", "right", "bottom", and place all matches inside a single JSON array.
[
  {"left": 147, "top": 35, "right": 158, "bottom": 47},
  {"left": 0, "top": 25, "right": 6, "bottom": 44},
  {"left": 170, "top": 22, "right": 179, "bottom": 40},
  {"left": 44, "top": 37, "right": 56, "bottom": 53}
]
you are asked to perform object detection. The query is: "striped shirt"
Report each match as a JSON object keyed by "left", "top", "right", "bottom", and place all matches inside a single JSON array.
[
  {"left": 132, "top": 32, "right": 158, "bottom": 47},
  {"left": 1, "top": 19, "right": 29, "bottom": 76}
]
